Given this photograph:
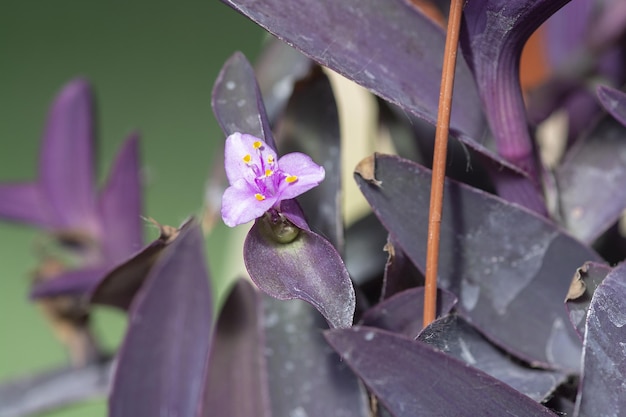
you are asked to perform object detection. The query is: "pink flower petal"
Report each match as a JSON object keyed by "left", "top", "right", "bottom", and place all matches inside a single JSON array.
[
  {"left": 224, "top": 132, "right": 277, "bottom": 185},
  {"left": 221, "top": 178, "right": 277, "bottom": 227},
  {"left": 277, "top": 152, "right": 326, "bottom": 200}
]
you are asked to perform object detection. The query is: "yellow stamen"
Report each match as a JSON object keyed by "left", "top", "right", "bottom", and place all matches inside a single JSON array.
[
  {"left": 255, "top": 193, "right": 266, "bottom": 201},
  {"left": 243, "top": 154, "right": 251, "bottom": 163},
  {"left": 253, "top": 141, "right": 262, "bottom": 149},
  {"left": 285, "top": 175, "right": 298, "bottom": 183},
  {"left": 267, "top": 155, "right": 274, "bottom": 164},
  {"left": 265, "top": 169, "right": 274, "bottom": 177}
]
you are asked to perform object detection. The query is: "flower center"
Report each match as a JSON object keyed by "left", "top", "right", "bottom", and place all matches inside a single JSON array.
[{"left": 242, "top": 142, "right": 298, "bottom": 201}]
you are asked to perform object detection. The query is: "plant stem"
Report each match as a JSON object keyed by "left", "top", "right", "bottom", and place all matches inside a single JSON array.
[{"left": 423, "top": 0, "right": 464, "bottom": 327}]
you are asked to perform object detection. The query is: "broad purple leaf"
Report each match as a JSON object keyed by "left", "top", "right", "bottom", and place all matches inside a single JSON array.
[
  {"left": 355, "top": 154, "right": 601, "bottom": 369},
  {"left": 200, "top": 279, "right": 370, "bottom": 417},
  {"left": 199, "top": 279, "right": 270, "bottom": 417},
  {"left": 221, "top": 0, "right": 485, "bottom": 142},
  {"left": 460, "top": 0, "right": 570, "bottom": 182},
  {"left": 555, "top": 113, "right": 626, "bottom": 243},
  {"left": 30, "top": 265, "right": 112, "bottom": 299},
  {"left": 277, "top": 67, "right": 343, "bottom": 250},
  {"left": 361, "top": 287, "right": 457, "bottom": 339},
  {"left": 212, "top": 52, "right": 276, "bottom": 149},
  {"left": 574, "top": 262, "right": 626, "bottom": 416},
  {"left": 597, "top": 85, "right": 626, "bottom": 127},
  {"left": 109, "top": 220, "right": 212, "bottom": 417},
  {"left": 244, "top": 215, "right": 355, "bottom": 328},
  {"left": 255, "top": 38, "right": 313, "bottom": 124},
  {"left": 565, "top": 262, "right": 611, "bottom": 339},
  {"left": 98, "top": 132, "right": 143, "bottom": 262},
  {"left": 325, "top": 327, "right": 557, "bottom": 417},
  {"left": 418, "top": 315, "right": 567, "bottom": 402}
]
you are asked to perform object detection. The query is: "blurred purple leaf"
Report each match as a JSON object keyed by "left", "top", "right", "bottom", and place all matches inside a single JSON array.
[
  {"left": 555, "top": 113, "right": 626, "bottom": 243},
  {"left": 200, "top": 279, "right": 370, "bottom": 417},
  {"left": 277, "top": 67, "right": 343, "bottom": 250},
  {"left": 325, "top": 327, "right": 557, "bottom": 417},
  {"left": 361, "top": 287, "right": 457, "bottom": 339},
  {"left": 543, "top": 0, "right": 593, "bottom": 69},
  {"left": 597, "top": 85, "right": 626, "bottom": 127},
  {"left": 109, "top": 219, "right": 212, "bottom": 417},
  {"left": 418, "top": 315, "right": 567, "bottom": 402},
  {"left": 355, "top": 154, "right": 601, "bottom": 369},
  {"left": 221, "top": 0, "right": 485, "bottom": 142},
  {"left": 460, "top": 0, "right": 570, "bottom": 183},
  {"left": 574, "top": 262, "right": 626, "bottom": 416},
  {"left": 345, "top": 214, "right": 389, "bottom": 287},
  {"left": 244, "top": 215, "right": 355, "bottom": 328},
  {"left": 381, "top": 236, "right": 424, "bottom": 299},
  {"left": 255, "top": 38, "right": 313, "bottom": 125},
  {"left": 212, "top": 52, "right": 276, "bottom": 148},
  {"left": 565, "top": 262, "right": 611, "bottom": 339}
]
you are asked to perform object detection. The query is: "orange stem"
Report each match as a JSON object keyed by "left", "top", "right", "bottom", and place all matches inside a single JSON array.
[{"left": 423, "top": 0, "right": 464, "bottom": 327}]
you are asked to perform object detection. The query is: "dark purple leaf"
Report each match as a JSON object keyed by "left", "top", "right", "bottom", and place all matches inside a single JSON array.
[
  {"left": 460, "top": 0, "right": 570, "bottom": 184},
  {"left": 109, "top": 219, "right": 212, "bottom": 417},
  {"left": 200, "top": 279, "right": 370, "bottom": 417},
  {"left": 345, "top": 214, "right": 389, "bottom": 287},
  {"left": 361, "top": 287, "right": 457, "bottom": 339},
  {"left": 574, "top": 262, "right": 626, "bottom": 416},
  {"left": 199, "top": 279, "right": 270, "bottom": 417},
  {"left": 555, "top": 114, "right": 626, "bottom": 243},
  {"left": 355, "top": 154, "right": 601, "bottom": 369},
  {"left": 30, "top": 265, "right": 112, "bottom": 299},
  {"left": 325, "top": 327, "right": 557, "bottom": 417},
  {"left": 244, "top": 214, "right": 355, "bottom": 328},
  {"left": 565, "top": 262, "right": 611, "bottom": 339},
  {"left": 277, "top": 67, "right": 343, "bottom": 250},
  {"left": 98, "top": 132, "right": 143, "bottom": 262},
  {"left": 221, "top": 0, "right": 485, "bottom": 143},
  {"left": 418, "top": 315, "right": 567, "bottom": 401},
  {"left": 255, "top": 38, "right": 313, "bottom": 124},
  {"left": 212, "top": 52, "right": 276, "bottom": 149},
  {"left": 597, "top": 85, "right": 626, "bottom": 127}
]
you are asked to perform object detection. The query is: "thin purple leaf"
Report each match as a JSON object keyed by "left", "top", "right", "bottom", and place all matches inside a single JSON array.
[
  {"left": 418, "top": 315, "right": 567, "bottom": 402},
  {"left": 597, "top": 85, "right": 626, "bottom": 127},
  {"left": 325, "top": 327, "right": 557, "bottom": 417},
  {"left": 244, "top": 215, "right": 355, "bottom": 328},
  {"left": 98, "top": 133, "right": 143, "bottom": 262},
  {"left": 212, "top": 52, "right": 276, "bottom": 149},
  {"left": 0, "top": 183, "right": 49, "bottom": 226},
  {"left": 200, "top": 279, "right": 370, "bottom": 417},
  {"left": 460, "top": 0, "right": 571, "bottom": 184},
  {"left": 574, "top": 262, "right": 626, "bottom": 416},
  {"left": 199, "top": 280, "right": 270, "bottom": 417},
  {"left": 355, "top": 154, "right": 601, "bottom": 369},
  {"left": 277, "top": 67, "right": 343, "bottom": 250},
  {"left": 361, "top": 287, "right": 457, "bottom": 339},
  {"left": 221, "top": 0, "right": 485, "bottom": 142},
  {"left": 40, "top": 78, "right": 98, "bottom": 232},
  {"left": 555, "top": 113, "right": 626, "bottom": 243},
  {"left": 565, "top": 262, "right": 611, "bottom": 339},
  {"left": 30, "top": 265, "right": 112, "bottom": 299},
  {"left": 109, "top": 220, "right": 212, "bottom": 417}
]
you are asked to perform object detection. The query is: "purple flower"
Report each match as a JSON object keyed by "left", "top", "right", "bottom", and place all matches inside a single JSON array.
[{"left": 221, "top": 132, "right": 325, "bottom": 227}]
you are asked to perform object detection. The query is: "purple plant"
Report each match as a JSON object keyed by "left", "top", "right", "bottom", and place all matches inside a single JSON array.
[{"left": 3, "top": 0, "right": 626, "bottom": 416}]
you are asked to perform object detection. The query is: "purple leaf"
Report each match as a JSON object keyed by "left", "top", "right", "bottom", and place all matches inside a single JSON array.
[
  {"left": 212, "top": 52, "right": 276, "bottom": 149},
  {"left": 221, "top": 0, "right": 485, "bottom": 142},
  {"left": 361, "top": 287, "right": 457, "bottom": 339},
  {"left": 543, "top": 0, "right": 593, "bottom": 68},
  {"left": 200, "top": 279, "right": 370, "bottom": 417},
  {"left": 325, "top": 327, "right": 557, "bottom": 417},
  {"left": 98, "top": 132, "right": 143, "bottom": 262},
  {"left": 418, "top": 315, "right": 567, "bottom": 402},
  {"left": 345, "top": 214, "right": 389, "bottom": 287},
  {"left": 565, "top": 262, "right": 611, "bottom": 339},
  {"left": 555, "top": 113, "right": 626, "bottom": 243},
  {"left": 244, "top": 215, "right": 355, "bottom": 328},
  {"left": 199, "top": 280, "right": 270, "bottom": 417},
  {"left": 460, "top": 0, "right": 570, "bottom": 183},
  {"left": 0, "top": 183, "right": 49, "bottom": 227},
  {"left": 381, "top": 236, "right": 424, "bottom": 299},
  {"left": 277, "top": 67, "right": 343, "bottom": 250},
  {"left": 109, "top": 219, "right": 212, "bottom": 417},
  {"left": 355, "top": 154, "right": 601, "bottom": 369},
  {"left": 597, "top": 85, "right": 626, "bottom": 127},
  {"left": 574, "top": 262, "right": 626, "bottom": 416},
  {"left": 30, "top": 265, "right": 113, "bottom": 299}
]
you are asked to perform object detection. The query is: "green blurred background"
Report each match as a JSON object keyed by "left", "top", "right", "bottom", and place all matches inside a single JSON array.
[{"left": 0, "top": 1, "right": 263, "bottom": 415}]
